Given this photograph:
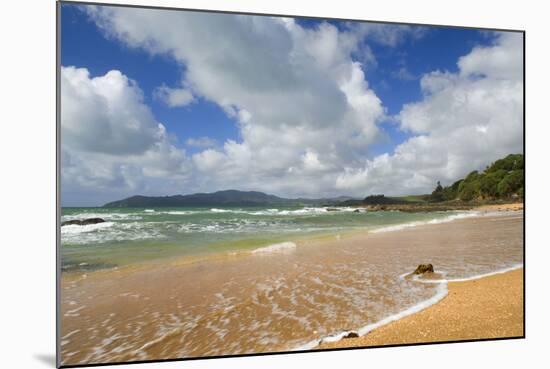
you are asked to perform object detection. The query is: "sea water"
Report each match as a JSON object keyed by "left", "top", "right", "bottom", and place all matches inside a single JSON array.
[{"left": 61, "top": 206, "right": 477, "bottom": 272}]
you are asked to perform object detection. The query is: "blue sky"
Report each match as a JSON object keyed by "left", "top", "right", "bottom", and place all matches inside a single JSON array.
[{"left": 60, "top": 4, "right": 523, "bottom": 206}]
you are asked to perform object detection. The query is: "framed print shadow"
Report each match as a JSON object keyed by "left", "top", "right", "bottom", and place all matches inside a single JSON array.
[{"left": 56, "top": 1, "right": 525, "bottom": 367}]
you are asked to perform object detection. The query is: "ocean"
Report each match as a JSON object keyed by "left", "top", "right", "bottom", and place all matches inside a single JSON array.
[
  {"left": 61, "top": 206, "right": 479, "bottom": 272},
  {"left": 60, "top": 207, "right": 524, "bottom": 364}
]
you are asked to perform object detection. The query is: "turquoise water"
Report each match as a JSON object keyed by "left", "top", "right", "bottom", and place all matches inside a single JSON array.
[{"left": 61, "top": 206, "right": 470, "bottom": 272}]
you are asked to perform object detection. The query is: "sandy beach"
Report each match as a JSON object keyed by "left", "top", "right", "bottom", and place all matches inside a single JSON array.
[
  {"left": 476, "top": 202, "right": 524, "bottom": 212},
  {"left": 319, "top": 268, "right": 524, "bottom": 349},
  {"left": 60, "top": 210, "right": 523, "bottom": 365}
]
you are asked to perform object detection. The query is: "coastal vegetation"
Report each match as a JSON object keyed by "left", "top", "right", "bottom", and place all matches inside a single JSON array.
[
  {"left": 429, "top": 154, "right": 524, "bottom": 202},
  {"left": 341, "top": 154, "right": 523, "bottom": 211}
]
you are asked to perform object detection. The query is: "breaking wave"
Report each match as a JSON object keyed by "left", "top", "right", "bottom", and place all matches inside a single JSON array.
[
  {"left": 294, "top": 262, "right": 521, "bottom": 351},
  {"left": 371, "top": 212, "right": 480, "bottom": 233},
  {"left": 252, "top": 242, "right": 297, "bottom": 254}
]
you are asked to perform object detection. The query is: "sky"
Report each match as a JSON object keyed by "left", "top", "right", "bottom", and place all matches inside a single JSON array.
[{"left": 60, "top": 3, "right": 524, "bottom": 206}]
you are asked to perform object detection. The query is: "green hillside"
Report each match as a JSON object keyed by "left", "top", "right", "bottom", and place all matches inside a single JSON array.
[{"left": 430, "top": 154, "right": 524, "bottom": 202}]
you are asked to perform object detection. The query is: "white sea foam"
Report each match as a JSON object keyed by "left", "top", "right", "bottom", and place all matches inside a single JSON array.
[
  {"left": 61, "top": 222, "right": 115, "bottom": 234},
  {"left": 211, "top": 208, "right": 232, "bottom": 213},
  {"left": 64, "top": 305, "right": 86, "bottom": 317},
  {"left": 208, "top": 207, "right": 359, "bottom": 216},
  {"left": 62, "top": 213, "right": 142, "bottom": 221},
  {"left": 252, "top": 242, "right": 297, "bottom": 254},
  {"left": 61, "top": 221, "right": 166, "bottom": 244},
  {"left": 144, "top": 209, "right": 155, "bottom": 213},
  {"left": 277, "top": 207, "right": 357, "bottom": 216},
  {"left": 61, "top": 329, "right": 81, "bottom": 340},
  {"left": 247, "top": 208, "right": 281, "bottom": 215},
  {"left": 355, "top": 282, "right": 448, "bottom": 335},
  {"left": 371, "top": 212, "right": 480, "bottom": 233},
  {"left": 293, "top": 282, "right": 449, "bottom": 351},
  {"left": 161, "top": 211, "right": 191, "bottom": 215},
  {"left": 294, "top": 262, "right": 523, "bottom": 351}
]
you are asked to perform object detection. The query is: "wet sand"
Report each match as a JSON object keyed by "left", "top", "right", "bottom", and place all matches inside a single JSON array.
[
  {"left": 319, "top": 268, "right": 524, "bottom": 349},
  {"left": 60, "top": 211, "right": 523, "bottom": 366}
]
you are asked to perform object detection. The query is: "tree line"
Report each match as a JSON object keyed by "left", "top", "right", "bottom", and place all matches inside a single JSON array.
[{"left": 430, "top": 154, "right": 524, "bottom": 202}]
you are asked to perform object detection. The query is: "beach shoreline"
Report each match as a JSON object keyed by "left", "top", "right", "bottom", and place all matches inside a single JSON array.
[
  {"left": 59, "top": 207, "right": 524, "bottom": 365},
  {"left": 475, "top": 202, "right": 524, "bottom": 212},
  {"left": 61, "top": 203, "right": 523, "bottom": 277},
  {"left": 317, "top": 267, "right": 524, "bottom": 350}
]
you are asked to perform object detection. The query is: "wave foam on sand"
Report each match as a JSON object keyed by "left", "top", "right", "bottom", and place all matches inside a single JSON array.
[
  {"left": 293, "top": 263, "right": 523, "bottom": 351},
  {"left": 252, "top": 242, "right": 297, "bottom": 254},
  {"left": 371, "top": 212, "right": 480, "bottom": 233}
]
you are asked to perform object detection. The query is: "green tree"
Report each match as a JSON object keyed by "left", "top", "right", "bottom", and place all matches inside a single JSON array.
[
  {"left": 479, "top": 169, "right": 507, "bottom": 198},
  {"left": 497, "top": 170, "right": 524, "bottom": 197},
  {"left": 430, "top": 181, "right": 445, "bottom": 202},
  {"left": 458, "top": 182, "right": 478, "bottom": 201},
  {"left": 487, "top": 154, "right": 524, "bottom": 172}
]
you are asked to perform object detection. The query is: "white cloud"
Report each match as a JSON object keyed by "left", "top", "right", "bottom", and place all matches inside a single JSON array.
[
  {"left": 61, "top": 67, "right": 161, "bottom": 155},
  {"left": 61, "top": 66, "right": 191, "bottom": 205},
  {"left": 458, "top": 32, "right": 523, "bottom": 80},
  {"left": 339, "top": 32, "right": 524, "bottom": 196},
  {"left": 192, "top": 148, "right": 226, "bottom": 172},
  {"left": 66, "top": 8, "right": 522, "bottom": 203},
  {"left": 153, "top": 85, "right": 194, "bottom": 107},
  {"left": 83, "top": 7, "right": 386, "bottom": 198},
  {"left": 350, "top": 23, "right": 428, "bottom": 47},
  {"left": 302, "top": 150, "right": 328, "bottom": 172}
]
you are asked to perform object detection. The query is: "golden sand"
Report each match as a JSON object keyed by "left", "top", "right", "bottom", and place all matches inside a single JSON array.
[
  {"left": 476, "top": 202, "right": 523, "bottom": 212},
  {"left": 318, "top": 268, "right": 524, "bottom": 349}
]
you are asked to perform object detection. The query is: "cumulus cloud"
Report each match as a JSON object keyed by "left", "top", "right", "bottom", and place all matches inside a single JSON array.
[
  {"left": 61, "top": 67, "right": 161, "bottom": 155},
  {"left": 337, "top": 32, "right": 524, "bottom": 195},
  {"left": 458, "top": 32, "right": 523, "bottom": 80},
  {"left": 83, "top": 6, "right": 386, "bottom": 197},
  {"left": 61, "top": 66, "right": 191, "bottom": 205}
]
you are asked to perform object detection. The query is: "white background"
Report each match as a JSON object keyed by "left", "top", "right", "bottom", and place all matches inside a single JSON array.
[{"left": 0, "top": 0, "right": 547, "bottom": 368}]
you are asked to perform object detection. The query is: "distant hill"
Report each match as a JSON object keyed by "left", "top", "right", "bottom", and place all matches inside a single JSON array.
[{"left": 103, "top": 190, "right": 357, "bottom": 208}]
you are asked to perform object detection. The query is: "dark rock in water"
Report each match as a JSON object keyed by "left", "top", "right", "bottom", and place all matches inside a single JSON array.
[
  {"left": 413, "top": 263, "right": 434, "bottom": 274},
  {"left": 343, "top": 331, "right": 359, "bottom": 339},
  {"left": 61, "top": 218, "right": 106, "bottom": 227},
  {"left": 353, "top": 209, "right": 361, "bottom": 213},
  {"left": 325, "top": 208, "right": 340, "bottom": 212}
]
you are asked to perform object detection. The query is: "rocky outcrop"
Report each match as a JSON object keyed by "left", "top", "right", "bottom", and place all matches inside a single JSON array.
[
  {"left": 413, "top": 263, "right": 434, "bottom": 274},
  {"left": 61, "top": 218, "right": 106, "bottom": 227},
  {"left": 342, "top": 331, "right": 359, "bottom": 339},
  {"left": 362, "top": 203, "right": 474, "bottom": 213}
]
